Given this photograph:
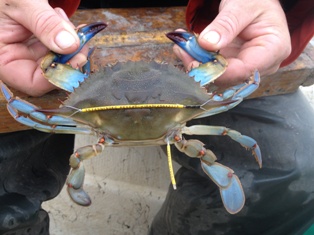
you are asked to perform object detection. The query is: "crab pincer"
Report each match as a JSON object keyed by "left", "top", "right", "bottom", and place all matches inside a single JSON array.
[
  {"left": 166, "top": 31, "right": 228, "bottom": 86},
  {"left": 41, "top": 22, "right": 107, "bottom": 92}
]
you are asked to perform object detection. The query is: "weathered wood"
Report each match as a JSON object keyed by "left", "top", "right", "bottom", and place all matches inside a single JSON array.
[
  {"left": 250, "top": 42, "right": 314, "bottom": 98},
  {"left": 0, "top": 7, "right": 313, "bottom": 133}
]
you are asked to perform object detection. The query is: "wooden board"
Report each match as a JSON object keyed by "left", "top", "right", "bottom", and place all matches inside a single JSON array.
[{"left": 0, "top": 7, "right": 313, "bottom": 133}]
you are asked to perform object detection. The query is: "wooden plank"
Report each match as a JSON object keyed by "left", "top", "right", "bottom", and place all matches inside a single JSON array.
[
  {"left": 250, "top": 42, "right": 314, "bottom": 98},
  {"left": 0, "top": 7, "right": 313, "bottom": 133}
]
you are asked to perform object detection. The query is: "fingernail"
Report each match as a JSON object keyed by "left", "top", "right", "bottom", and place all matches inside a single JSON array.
[
  {"left": 55, "top": 30, "right": 76, "bottom": 49},
  {"left": 203, "top": 31, "right": 221, "bottom": 45}
]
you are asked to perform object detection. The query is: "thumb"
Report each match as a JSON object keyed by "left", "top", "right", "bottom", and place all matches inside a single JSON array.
[
  {"left": 198, "top": 1, "right": 254, "bottom": 51},
  {"left": 11, "top": 1, "right": 80, "bottom": 54}
]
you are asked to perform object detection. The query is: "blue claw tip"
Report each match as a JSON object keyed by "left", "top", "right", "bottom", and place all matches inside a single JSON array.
[{"left": 78, "top": 22, "right": 107, "bottom": 44}]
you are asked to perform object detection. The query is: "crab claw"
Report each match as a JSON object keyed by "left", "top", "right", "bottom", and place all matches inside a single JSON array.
[
  {"left": 166, "top": 31, "right": 227, "bottom": 86},
  {"left": 40, "top": 22, "right": 107, "bottom": 92},
  {"left": 55, "top": 22, "right": 107, "bottom": 64},
  {"left": 166, "top": 31, "right": 218, "bottom": 63}
]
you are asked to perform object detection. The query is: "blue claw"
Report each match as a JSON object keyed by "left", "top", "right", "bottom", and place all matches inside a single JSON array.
[
  {"left": 166, "top": 31, "right": 227, "bottom": 86},
  {"left": 55, "top": 22, "right": 107, "bottom": 63},
  {"left": 166, "top": 31, "right": 218, "bottom": 63},
  {"left": 43, "top": 63, "right": 88, "bottom": 92},
  {"left": 41, "top": 22, "right": 107, "bottom": 92},
  {"left": 188, "top": 58, "right": 227, "bottom": 86}
]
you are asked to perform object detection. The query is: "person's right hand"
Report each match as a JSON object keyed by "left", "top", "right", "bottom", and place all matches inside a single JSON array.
[
  {"left": 174, "top": 0, "right": 291, "bottom": 88},
  {"left": 0, "top": 0, "right": 86, "bottom": 96}
]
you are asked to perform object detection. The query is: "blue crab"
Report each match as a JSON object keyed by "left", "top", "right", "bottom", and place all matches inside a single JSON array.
[{"left": 0, "top": 22, "right": 261, "bottom": 214}]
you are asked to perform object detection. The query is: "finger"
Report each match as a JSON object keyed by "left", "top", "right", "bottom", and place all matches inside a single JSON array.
[
  {"left": 173, "top": 45, "right": 200, "bottom": 71},
  {"left": 197, "top": 1, "right": 257, "bottom": 51},
  {"left": 214, "top": 58, "right": 249, "bottom": 87},
  {"left": 0, "top": 59, "right": 56, "bottom": 97},
  {"left": 28, "top": 40, "right": 89, "bottom": 69},
  {"left": 172, "top": 39, "right": 279, "bottom": 88},
  {"left": 69, "top": 53, "right": 88, "bottom": 69},
  {"left": 5, "top": 1, "right": 80, "bottom": 54},
  {"left": 0, "top": 41, "right": 47, "bottom": 67},
  {"left": 54, "top": 7, "right": 73, "bottom": 24},
  {"left": 173, "top": 41, "right": 247, "bottom": 87},
  {"left": 216, "top": 44, "right": 282, "bottom": 87}
]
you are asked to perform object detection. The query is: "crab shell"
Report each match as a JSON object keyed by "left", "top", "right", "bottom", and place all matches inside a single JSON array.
[{"left": 53, "top": 61, "right": 226, "bottom": 144}]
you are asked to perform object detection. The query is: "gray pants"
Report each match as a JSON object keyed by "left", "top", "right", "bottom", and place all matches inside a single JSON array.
[
  {"left": 0, "top": 131, "right": 74, "bottom": 234},
  {"left": 149, "top": 89, "right": 314, "bottom": 235}
]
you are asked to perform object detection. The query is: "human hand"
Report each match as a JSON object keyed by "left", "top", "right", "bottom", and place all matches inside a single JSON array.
[
  {"left": 175, "top": 0, "right": 291, "bottom": 87},
  {"left": 0, "top": 0, "right": 85, "bottom": 96}
]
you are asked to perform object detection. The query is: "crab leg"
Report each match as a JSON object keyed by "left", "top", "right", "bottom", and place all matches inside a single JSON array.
[
  {"left": 1, "top": 83, "right": 75, "bottom": 125},
  {"left": 212, "top": 70, "right": 260, "bottom": 102},
  {"left": 7, "top": 104, "right": 92, "bottom": 134},
  {"left": 0, "top": 81, "right": 93, "bottom": 134},
  {"left": 173, "top": 135, "right": 245, "bottom": 214},
  {"left": 41, "top": 22, "right": 107, "bottom": 92},
  {"left": 173, "top": 124, "right": 262, "bottom": 213},
  {"left": 67, "top": 138, "right": 106, "bottom": 206},
  {"left": 213, "top": 70, "right": 259, "bottom": 101},
  {"left": 182, "top": 125, "right": 262, "bottom": 167},
  {"left": 196, "top": 70, "right": 260, "bottom": 119},
  {"left": 166, "top": 31, "right": 228, "bottom": 86}
]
